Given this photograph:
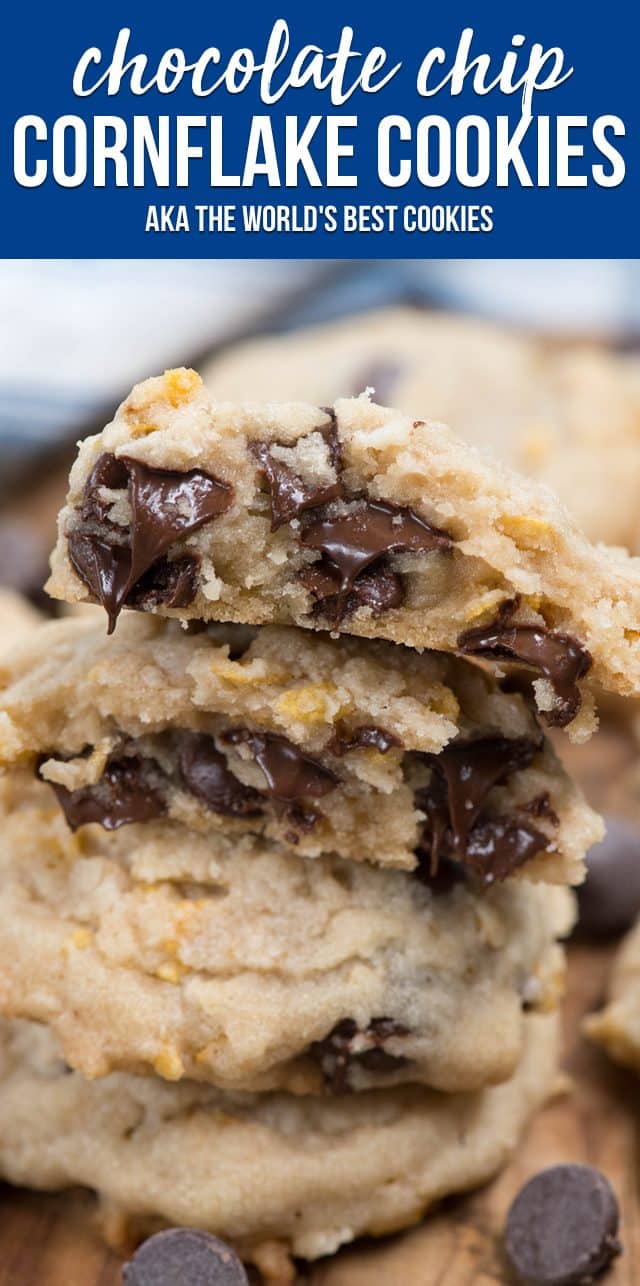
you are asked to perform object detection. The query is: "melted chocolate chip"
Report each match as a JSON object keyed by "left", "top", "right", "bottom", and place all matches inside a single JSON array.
[
  {"left": 416, "top": 735, "right": 551, "bottom": 883},
  {"left": 177, "top": 732, "right": 263, "bottom": 817},
  {"left": 505, "top": 1164, "right": 621, "bottom": 1286},
  {"left": 68, "top": 530, "right": 132, "bottom": 633},
  {"left": 123, "top": 1228, "right": 249, "bottom": 1286},
  {"left": 300, "top": 500, "right": 452, "bottom": 602},
  {"left": 458, "top": 599, "right": 592, "bottom": 728},
  {"left": 328, "top": 725, "right": 402, "bottom": 756},
  {"left": 69, "top": 453, "right": 232, "bottom": 631},
  {"left": 299, "top": 558, "right": 404, "bottom": 624},
  {"left": 309, "top": 1017, "right": 409, "bottom": 1092},
  {"left": 418, "top": 736, "right": 541, "bottom": 860},
  {"left": 80, "top": 452, "right": 129, "bottom": 525},
  {"left": 463, "top": 815, "right": 549, "bottom": 884},
  {"left": 43, "top": 756, "right": 166, "bottom": 832},
  {"left": 251, "top": 415, "right": 343, "bottom": 530},
  {"left": 127, "top": 554, "right": 200, "bottom": 612},
  {"left": 123, "top": 457, "right": 233, "bottom": 583},
  {"left": 223, "top": 729, "right": 338, "bottom": 802}
]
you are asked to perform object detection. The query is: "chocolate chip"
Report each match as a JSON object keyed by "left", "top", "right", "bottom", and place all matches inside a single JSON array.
[
  {"left": 309, "top": 1017, "right": 409, "bottom": 1092},
  {"left": 69, "top": 454, "right": 232, "bottom": 631},
  {"left": 123, "top": 457, "right": 232, "bottom": 584},
  {"left": 223, "top": 729, "right": 338, "bottom": 803},
  {"left": 415, "top": 735, "right": 550, "bottom": 884},
  {"left": 349, "top": 359, "right": 405, "bottom": 404},
  {"left": 505, "top": 1164, "right": 621, "bottom": 1285},
  {"left": 68, "top": 530, "right": 132, "bottom": 633},
  {"left": 80, "top": 452, "right": 129, "bottom": 526},
  {"left": 463, "top": 815, "right": 549, "bottom": 884},
  {"left": 418, "top": 735, "right": 540, "bottom": 858},
  {"left": 128, "top": 554, "right": 201, "bottom": 613},
  {"left": 327, "top": 724, "right": 402, "bottom": 756},
  {"left": 123, "top": 1228, "right": 248, "bottom": 1286},
  {"left": 458, "top": 599, "right": 592, "bottom": 728},
  {"left": 300, "top": 500, "right": 452, "bottom": 601},
  {"left": 576, "top": 815, "right": 640, "bottom": 940},
  {"left": 251, "top": 415, "right": 343, "bottom": 530},
  {"left": 299, "top": 558, "right": 404, "bottom": 624},
  {"left": 43, "top": 755, "right": 166, "bottom": 831},
  {"left": 177, "top": 732, "right": 263, "bottom": 818}
]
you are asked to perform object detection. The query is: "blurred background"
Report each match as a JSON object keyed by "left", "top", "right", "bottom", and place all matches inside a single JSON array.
[
  {"left": 1, "top": 256, "right": 640, "bottom": 606},
  {"left": 2, "top": 258, "right": 640, "bottom": 478}
]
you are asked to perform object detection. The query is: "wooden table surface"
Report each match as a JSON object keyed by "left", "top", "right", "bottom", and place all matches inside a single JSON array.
[{"left": 0, "top": 474, "right": 638, "bottom": 1285}]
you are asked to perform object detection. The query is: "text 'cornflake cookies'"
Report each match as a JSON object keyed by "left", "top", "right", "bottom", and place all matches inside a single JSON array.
[
  {"left": 0, "top": 614, "right": 602, "bottom": 881},
  {"left": 203, "top": 306, "right": 640, "bottom": 553},
  {"left": 0, "top": 768, "right": 572, "bottom": 1095},
  {"left": 0, "top": 1012, "right": 558, "bottom": 1273},
  {"left": 46, "top": 371, "right": 640, "bottom": 741}
]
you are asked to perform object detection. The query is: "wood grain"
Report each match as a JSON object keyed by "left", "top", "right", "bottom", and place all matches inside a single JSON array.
[{"left": 0, "top": 941, "right": 636, "bottom": 1286}]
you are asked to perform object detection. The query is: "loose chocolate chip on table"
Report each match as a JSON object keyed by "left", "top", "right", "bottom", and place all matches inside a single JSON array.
[
  {"left": 458, "top": 597, "right": 592, "bottom": 728},
  {"left": 505, "top": 1164, "right": 621, "bottom": 1285},
  {"left": 69, "top": 453, "right": 232, "bottom": 631},
  {"left": 123, "top": 1228, "right": 249, "bottom": 1286},
  {"left": 43, "top": 755, "right": 166, "bottom": 832},
  {"left": 177, "top": 731, "right": 264, "bottom": 818},
  {"left": 576, "top": 815, "right": 640, "bottom": 940},
  {"left": 309, "top": 1017, "right": 409, "bottom": 1092}
]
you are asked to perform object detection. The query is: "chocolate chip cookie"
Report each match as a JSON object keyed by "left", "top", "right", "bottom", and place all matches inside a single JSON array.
[
  {"left": 0, "top": 613, "right": 602, "bottom": 880},
  {"left": 46, "top": 370, "right": 640, "bottom": 739}
]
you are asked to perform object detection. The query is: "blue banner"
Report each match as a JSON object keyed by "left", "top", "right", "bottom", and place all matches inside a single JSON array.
[{"left": 1, "top": 0, "right": 637, "bottom": 256}]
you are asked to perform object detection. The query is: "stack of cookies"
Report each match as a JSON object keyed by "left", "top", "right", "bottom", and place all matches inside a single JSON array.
[{"left": 1, "top": 368, "right": 639, "bottom": 1278}]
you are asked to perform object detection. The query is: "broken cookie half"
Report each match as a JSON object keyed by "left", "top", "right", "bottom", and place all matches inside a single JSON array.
[
  {"left": 47, "top": 370, "right": 640, "bottom": 741},
  {"left": 0, "top": 613, "right": 601, "bottom": 883}
]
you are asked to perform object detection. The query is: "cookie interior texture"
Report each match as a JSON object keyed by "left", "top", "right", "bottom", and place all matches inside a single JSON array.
[
  {"left": 0, "top": 769, "right": 572, "bottom": 1094},
  {"left": 0, "top": 614, "right": 602, "bottom": 881},
  {"left": 0, "top": 1012, "right": 558, "bottom": 1269},
  {"left": 45, "top": 370, "right": 640, "bottom": 740}
]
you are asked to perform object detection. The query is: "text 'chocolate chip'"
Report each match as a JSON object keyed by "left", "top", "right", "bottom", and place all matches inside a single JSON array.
[
  {"left": 123, "top": 1228, "right": 249, "bottom": 1286},
  {"left": 505, "top": 1164, "right": 621, "bottom": 1285}
]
